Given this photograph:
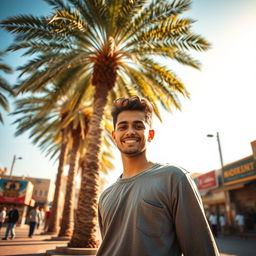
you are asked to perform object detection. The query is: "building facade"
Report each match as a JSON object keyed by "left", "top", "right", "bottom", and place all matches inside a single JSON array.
[{"left": 194, "top": 145, "right": 256, "bottom": 232}]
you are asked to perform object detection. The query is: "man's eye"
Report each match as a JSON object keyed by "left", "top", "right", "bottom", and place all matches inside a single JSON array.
[
  {"left": 135, "top": 125, "right": 144, "bottom": 129},
  {"left": 118, "top": 126, "right": 126, "bottom": 130}
]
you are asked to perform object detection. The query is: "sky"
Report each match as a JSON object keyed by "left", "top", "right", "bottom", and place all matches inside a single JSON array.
[{"left": 0, "top": 0, "right": 256, "bottom": 184}]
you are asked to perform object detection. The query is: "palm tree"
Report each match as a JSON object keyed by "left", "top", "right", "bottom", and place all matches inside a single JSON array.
[
  {"left": 13, "top": 87, "right": 114, "bottom": 237},
  {"left": 58, "top": 109, "right": 90, "bottom": 238},
  {"left": 0, "top": 52, "right": 13, "bottom": 124},
  {"left": 1, "top": 0, "right": 210, "bottom": 248},
  {"left": 13, "top": 90, "right": 74, "bottom": 234},
  {"left": 58, "top": 107, "right": 113, "bottom": 238},
  {"left": 47, "top": 113, "right": 69, "bottom": 233}
]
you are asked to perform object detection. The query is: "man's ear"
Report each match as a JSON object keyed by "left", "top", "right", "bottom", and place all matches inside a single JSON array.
[
  {"left": 148, "top": 129, "right": 155, "bottom": 142},
  {"left": 112, "top": 130, "right": 116, "bottom": 143}
]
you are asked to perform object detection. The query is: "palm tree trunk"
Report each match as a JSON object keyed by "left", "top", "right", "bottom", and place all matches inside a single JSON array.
[
  {"left": 47, "top": 128, "right": 69, "bottom": 233},
  {"left": 58, "top": 133, "right": 80, "bottom": 237},
  {"left": 69, "top": 84, "right": 109, "bottom": 248}
]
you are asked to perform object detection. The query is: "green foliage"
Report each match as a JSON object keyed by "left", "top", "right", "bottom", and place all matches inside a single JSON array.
[
  {"left": 0, "top": 52, "right": 13, "bottom": 124},
  {"left": 11, "top": 83, "right": 114, "bottom": 171},
  {"left": 0, "top": 0, "right": 210, "bottom": 117}
]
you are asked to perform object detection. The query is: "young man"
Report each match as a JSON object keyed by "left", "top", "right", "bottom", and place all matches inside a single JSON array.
[{"left": 97, "top": 96, "right": 219, "bottom": 256}]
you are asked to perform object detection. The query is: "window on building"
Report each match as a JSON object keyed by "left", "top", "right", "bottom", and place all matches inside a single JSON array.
[
  {"left": 44, "top": 191, "right": 48, "bottom": 196},
  {"left": 39, "top": 190, "right": 43, "bottom": 196},
  {"left": 34, "top": 190, "right": 37, "bottom": 195}
]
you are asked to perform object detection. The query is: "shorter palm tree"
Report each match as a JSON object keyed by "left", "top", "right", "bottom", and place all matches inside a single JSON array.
[
  {"left": 58, "top": 107, "right": 114, "bottom": 238},
  {"left": 58, "top": 109, "right": 90, "bottom": 238}
]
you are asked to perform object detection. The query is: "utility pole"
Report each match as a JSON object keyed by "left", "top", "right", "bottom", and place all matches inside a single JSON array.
[
  {"left": 9, "top": 155, "right": 22, "bottom": 178},
  {"left": 207, "top": 132, "right": 232, "bottom": 231}
]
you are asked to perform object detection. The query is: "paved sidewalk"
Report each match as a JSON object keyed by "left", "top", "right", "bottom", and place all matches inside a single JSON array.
[
  {"left": 0, "top": 226, "right": 67, "bottom": 256},
  {"left": 0, "top": 226, "right": 256, "bottom": 256}
]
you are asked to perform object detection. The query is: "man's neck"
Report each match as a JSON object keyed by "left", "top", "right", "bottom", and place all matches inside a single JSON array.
[{"left": 121, "top": 153, "right": 155, "bottom": 178}]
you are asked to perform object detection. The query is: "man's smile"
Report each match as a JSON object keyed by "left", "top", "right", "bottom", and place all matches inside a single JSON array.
[{"left": 121, "top": 137, "right": 140, "bottom": 144}]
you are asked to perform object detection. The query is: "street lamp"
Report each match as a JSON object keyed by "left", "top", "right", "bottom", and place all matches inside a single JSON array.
[
  {"left": 207, "top": 132, "right": 232, "bottom": 230},
  {"left": 207, "top": 132, "right": 224, "bottom": 168},
  {"left": 9, "top": 155, "right": 23, "bottom": 178}
]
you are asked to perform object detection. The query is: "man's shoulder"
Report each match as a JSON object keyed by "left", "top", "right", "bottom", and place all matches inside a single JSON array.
[
  {"left": 154, "top": 163, "right": 189, "bottom": 178},
  {"left": 99, "top": 181, "right": 118, "bottom": 203}
]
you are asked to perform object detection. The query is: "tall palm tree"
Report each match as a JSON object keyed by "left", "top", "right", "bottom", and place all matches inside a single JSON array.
[
  {"left": 1, "top": 0, "right": 210, "bottom": 248},
  {"left": 0, "top": 52, "right": 13, "bottom": 124}
]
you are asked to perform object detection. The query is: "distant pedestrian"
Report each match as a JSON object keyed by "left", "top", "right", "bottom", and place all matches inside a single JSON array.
[
  {"left": 0, "top": 207, "right": 7, "bottom": 231},
  {"left": 209, "top": 212, "right": 218, "bottom": 237},
  {"left": 235, "top": 212, "right": 245, "bottom": 238},
  {"left": 2, "top": 205, "right": 19, "bottom": 240},
  {"left": 38, "top": 207, "right": 45, "bottom": 229},
  {"left": 44, "top": 207, "right": 51, "bottom": 233},
  {"left": 219, "top": 214, "right": 226, "bottom": 236},
  {"left": 28, "top": 205, "right": 40, "bottom": 238}
]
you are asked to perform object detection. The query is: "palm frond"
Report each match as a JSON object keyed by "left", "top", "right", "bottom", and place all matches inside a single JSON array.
[{"left": 0, "top": 93, "right": 10, "bottom": 112}]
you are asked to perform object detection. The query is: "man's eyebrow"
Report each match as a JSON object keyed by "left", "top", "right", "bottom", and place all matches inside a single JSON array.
[
  {"left": 133, "top": 120, "right": 144, "bottom": 124},
  {"left": 117, "top": 121, "right": 128, "bottom": 126},
  {"left": 117, "top": 120, "right": 144, "bottom": 126}
]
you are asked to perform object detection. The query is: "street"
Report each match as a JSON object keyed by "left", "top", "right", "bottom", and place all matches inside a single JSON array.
[
  {"left": 216, "top": 235, "right": 256, "bottom": 256},
  {"left": 0, "top": 226, "right": 255, "bottom": 256}
]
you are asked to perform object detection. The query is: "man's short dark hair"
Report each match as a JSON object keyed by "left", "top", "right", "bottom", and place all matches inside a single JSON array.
[{"left": 111, "top": 96, "right": 153, "bottom": 128}]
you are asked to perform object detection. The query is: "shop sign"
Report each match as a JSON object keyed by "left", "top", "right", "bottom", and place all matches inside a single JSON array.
[
  {"left": 195, "top": 170, "right": 218, "bottom": 190},
  {"left": 223, "top": 155, "right": 256, "bottom": 185},
  {"left": 0, "top": 179, "right": 33, "bottom": 205}
]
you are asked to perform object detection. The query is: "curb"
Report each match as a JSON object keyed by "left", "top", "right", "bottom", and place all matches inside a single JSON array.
[{"left": 45, "top": 246, "right": 97, "bottom": 256}]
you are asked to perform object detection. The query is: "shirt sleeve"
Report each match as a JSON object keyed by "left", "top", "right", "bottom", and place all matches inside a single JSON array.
[
  {"left": 98, "top": 198, "right": 103, "bottom": 238},
  {"left": 172, "top": 173, "right": 220, "bottom": 256}
]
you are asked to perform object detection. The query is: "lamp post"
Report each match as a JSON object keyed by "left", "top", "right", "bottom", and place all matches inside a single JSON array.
[
  {"left": 9, "top": 155, "right": 22, "bottom": 178},
  {"left": 207, "top": 132, "right": 232, "bottom": 230},
  {"left": 207, "top": 132, "right": 224, "bottom": 168}
]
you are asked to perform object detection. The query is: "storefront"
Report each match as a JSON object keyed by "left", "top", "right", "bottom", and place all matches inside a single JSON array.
[
  {"left": 194, "top": 140, "right": 256, "bottom": 232},
  {"left": 194, "top": 170, "right": 224, "bottom": 217},
  {"left": 0, "top": 178, "right": 34, "bottom": 225},
  {"left": 222, "top": 155, "right": 256, "bottom": 231}
]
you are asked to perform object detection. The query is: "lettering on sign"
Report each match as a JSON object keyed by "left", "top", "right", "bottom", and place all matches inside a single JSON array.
[
  {"left": 223, "top": 162, "right": 254, "bottom": 178},
  {"left": 223, "top": 156, "right": 256, "bottom": 185}
]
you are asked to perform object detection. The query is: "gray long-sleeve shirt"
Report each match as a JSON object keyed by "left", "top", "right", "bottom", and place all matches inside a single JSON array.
[{"left": 97, "top": 164, "right": 219, "bottom": 256}]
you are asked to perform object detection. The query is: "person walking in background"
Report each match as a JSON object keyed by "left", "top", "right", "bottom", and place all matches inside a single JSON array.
[
  {"left": 0, "top": 207, "right": 6, "bottom": 232},
  {"left": 44, "top": 207, "right": 51, "bottom": 233},
  {"left": 38, "top": 207, "right": 45, "bottom": 229},
  {"left": 2, "top": 205, "right": 19, "bottom": 240},
  {"left": 209, "top": 213, "right": 218, "bottom": 237},
  {"left": 28, "top": 205, "right": 40, "bottom": 238},
  {"left": 235, "top": 212, "right": 245, "bottom": 239},
  {"left": 97, "top": 96, "right": 219, "bottom": 256},
  {"left": 219, "top": 213, "right": 226, "bottom": 236}
]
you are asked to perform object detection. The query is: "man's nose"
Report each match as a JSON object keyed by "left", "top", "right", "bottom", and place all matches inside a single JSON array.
[{"left": 126, "top": 126, "right": 136, "bottom": 135}]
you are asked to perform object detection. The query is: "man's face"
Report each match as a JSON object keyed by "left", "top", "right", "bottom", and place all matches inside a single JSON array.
[{"left": 112, "top": 110, "right": 154, "bottom": 157}]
